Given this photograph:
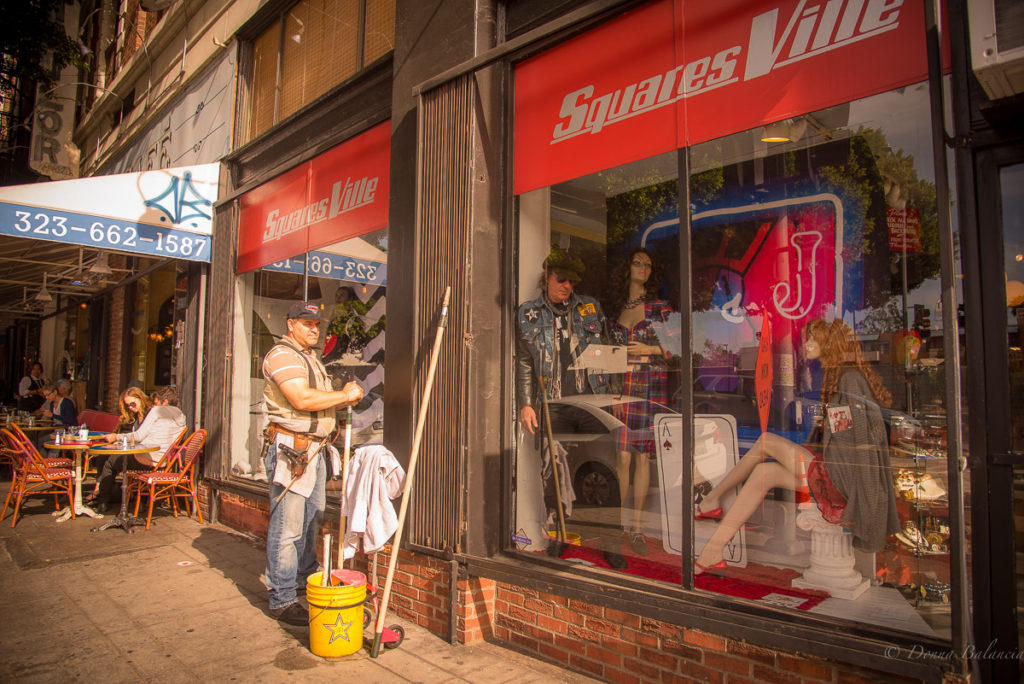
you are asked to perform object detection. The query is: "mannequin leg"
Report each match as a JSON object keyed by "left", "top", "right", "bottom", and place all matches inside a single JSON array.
[
  {"left": 616, "top": 450, "right": 631, "bottom": 513},
  {"left": 630, "top": 453, "right": 650, "bottom": 533},
  {"left": 696, "top": 461, "right": 800, "bottom": 567},
  {"left": 701, "top": 432, "right": 805, "bottom": 512}
]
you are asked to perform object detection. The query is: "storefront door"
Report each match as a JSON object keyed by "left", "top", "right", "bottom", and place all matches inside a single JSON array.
[{"left": 971, "top": 143, "right": 1024, "bottom": 683}]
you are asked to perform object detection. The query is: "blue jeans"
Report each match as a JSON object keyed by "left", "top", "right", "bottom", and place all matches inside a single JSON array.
[{"left": 264, "top": 441, "right": 325, "bottom": 610}]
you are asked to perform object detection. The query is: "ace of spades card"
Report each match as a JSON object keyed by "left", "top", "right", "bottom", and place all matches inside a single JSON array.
[{"left": 655, "top": 413, "right": 746, "bottom": 567}]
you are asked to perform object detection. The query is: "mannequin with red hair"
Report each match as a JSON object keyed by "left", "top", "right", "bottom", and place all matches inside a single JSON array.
[{"left": 695, "top": 318, "right": 898, "bottom": 573}]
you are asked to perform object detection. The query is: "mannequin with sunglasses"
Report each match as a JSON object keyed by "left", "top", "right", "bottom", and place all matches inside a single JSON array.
[{"left": 517, "top": 249, "right": 612, "bottom": 561}]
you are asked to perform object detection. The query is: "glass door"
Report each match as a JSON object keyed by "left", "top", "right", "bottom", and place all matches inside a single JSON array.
[
  {"left": 971, "top": 147, "right": 1024, "bottom": 683},
  {"left": 998, "top": 162, "right": 1024, "bottom": 661}
]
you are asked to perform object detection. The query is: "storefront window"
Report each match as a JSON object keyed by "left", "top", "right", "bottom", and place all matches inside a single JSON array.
[
  {"left": 689, "top": 86, "right": 953, "bottom": 638},
  {"left": 514, "top": 83, "right": 956, "bottom": 640},
  {"left": 232, "top": 239, "right": 387, "bottom": 482},
  {"left": 126, "top": 262, "right": 191, "bottom": 392},
  {"left": 514, "top": 151, "right": 682, "bottom": 568}
]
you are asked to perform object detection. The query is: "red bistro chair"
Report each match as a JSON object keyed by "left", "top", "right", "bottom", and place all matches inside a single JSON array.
[
  {"left": 0, "top": 429, "right": 75, "bottom": 527},
  {"left": 128, "top": 429, "right": 206, "bottom": 529},
  {"left": 8, "top": 423, "right": 72, "bottom": 469}
]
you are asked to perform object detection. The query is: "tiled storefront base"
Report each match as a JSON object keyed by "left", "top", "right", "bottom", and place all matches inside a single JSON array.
[{"left": 207, "top": 486, "right": 959, "bottom": 683}]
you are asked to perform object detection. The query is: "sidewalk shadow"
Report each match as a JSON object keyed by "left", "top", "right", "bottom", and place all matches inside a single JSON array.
[{"left": 191, "top": 527, "right": 312, "bottom": 644}]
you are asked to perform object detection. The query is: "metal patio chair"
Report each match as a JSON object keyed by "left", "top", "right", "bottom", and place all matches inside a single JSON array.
[
  {"left": 128, "top": 429, "right": 206, "bottom": 529},
  {"left": 8, "top": 422, "right": 72, "bottom": 469},
  {"left": 0, "top": 429, "right": 75, "bottom": 527}
]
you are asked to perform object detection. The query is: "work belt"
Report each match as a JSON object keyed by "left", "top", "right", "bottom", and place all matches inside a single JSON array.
[
  {"left": 263, "top": 423, "right": 317, "bottom": 452},
  {"left": 264, "top": 424, "right": 322, "bottom": 478}
]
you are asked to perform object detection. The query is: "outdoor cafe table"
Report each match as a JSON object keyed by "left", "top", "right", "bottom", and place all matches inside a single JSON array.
[
  {"left": 44, "top": 434, "right": 109, "bottom": 522},
  {"left": 12, "top": 421, "right": 60, "bottom": 441},
  {"left": 87, "top": 443, "right": 158, "bottom": 533}
]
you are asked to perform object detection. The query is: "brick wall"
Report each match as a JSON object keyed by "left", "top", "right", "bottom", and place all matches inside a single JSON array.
[
  {"left": 213, "top": 487, "right": 959, "bottom": 683},
  {"left": 103, "top": 287, "right": 126, "bottom": 411},
  {"left": 487, "top": 582, "right": 929, "bottom": 684}
]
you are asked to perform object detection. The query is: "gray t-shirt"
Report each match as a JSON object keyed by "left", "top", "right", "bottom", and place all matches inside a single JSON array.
[{"left": 129, "top": 406, "right": 187, "bottom": 464}]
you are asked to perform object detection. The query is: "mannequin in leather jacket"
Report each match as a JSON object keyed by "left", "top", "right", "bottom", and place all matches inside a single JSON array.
[{"left": 516, "top": 253, "right": 608, "bottom": 434}]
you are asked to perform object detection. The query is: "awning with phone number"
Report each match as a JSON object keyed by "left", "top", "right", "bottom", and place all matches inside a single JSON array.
[{"left": 0, "top": 163, "right": 219, "bottom": 262}]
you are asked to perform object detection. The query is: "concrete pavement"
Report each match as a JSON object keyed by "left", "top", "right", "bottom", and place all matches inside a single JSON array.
[{"left": 0, "top": 483, "right": 600, "bottom": 683}]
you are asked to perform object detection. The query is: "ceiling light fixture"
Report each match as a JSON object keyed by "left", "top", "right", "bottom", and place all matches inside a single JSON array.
[
  {"left": 760, "top": 118, "right": 808, "bottom": 143},
  {"left": 35, "top": 274, "right": 53, "bottom": 302},
  {"left": 89, "top": 250, "right": 113, "bottom": 275}
]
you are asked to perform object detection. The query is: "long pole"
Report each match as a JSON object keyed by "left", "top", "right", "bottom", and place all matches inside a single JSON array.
[
  {"left": 537, "top": 376, "right": 567, "bottom": 543},
  {"left": 337, "top": 406, "right": 353, "bottom": 572},
  {"left": 371, "top": 286, "right": 450, "bottom": 658}
]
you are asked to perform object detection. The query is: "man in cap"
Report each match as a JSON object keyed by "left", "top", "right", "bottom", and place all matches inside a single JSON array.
[
  {"left": 262, "top": 301, "right": 364, "bottom": 625},
  {"left": 516, "top": 249, "right": 622, "bottom": 565}
]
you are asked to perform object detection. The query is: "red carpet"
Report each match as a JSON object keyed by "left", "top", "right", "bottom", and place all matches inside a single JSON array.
[{"left": 549, "top": 535, "right": 829, "bottom": 610}]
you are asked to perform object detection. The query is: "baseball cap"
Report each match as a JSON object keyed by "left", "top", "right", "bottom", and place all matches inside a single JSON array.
[
  {"left": 286, "top": 301, "right": 321, "bottom": 320},
  {"left": 544, "top": 248, "right": 584, "bottom": 282}
]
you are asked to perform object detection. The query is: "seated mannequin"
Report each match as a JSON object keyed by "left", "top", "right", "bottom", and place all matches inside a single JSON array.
[{"left": 695, "top": 318, "right": 899, "bottom": 573}]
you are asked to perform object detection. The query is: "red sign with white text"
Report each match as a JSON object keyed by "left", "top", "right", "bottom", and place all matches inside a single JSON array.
[
  {"left": 237, "top": 121, "right": 391, "bottom": 273},
  {"left": 514, "top": 0, "right": 929, "bottom": 194},
  {"left": 887, "top": 207, "right": 923, "bottom": 253}
]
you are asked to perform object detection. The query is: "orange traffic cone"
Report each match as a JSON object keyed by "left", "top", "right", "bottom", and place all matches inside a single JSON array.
[{"left": 795, "top": 452, "right": 811, "bottom": 506}]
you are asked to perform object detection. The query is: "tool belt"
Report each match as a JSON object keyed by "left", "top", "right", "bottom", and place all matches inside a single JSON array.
[{"left": 264, "top": 424, "right": 316, "bottom": 478}]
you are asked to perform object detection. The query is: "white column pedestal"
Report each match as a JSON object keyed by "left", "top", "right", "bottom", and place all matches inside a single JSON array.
[{"left": 791, "top": 508, "right": 869, "bottom": 600}]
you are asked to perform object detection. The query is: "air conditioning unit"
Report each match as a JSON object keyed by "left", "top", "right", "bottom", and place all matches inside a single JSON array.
[{"left": 968, "top": 0, "right": 1024, "bottom": 99}]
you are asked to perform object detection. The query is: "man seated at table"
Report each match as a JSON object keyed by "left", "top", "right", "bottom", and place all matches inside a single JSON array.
[
  {"left": 87, "top": 386, "right": 187, "bottom": 512},
  {"left": 38, "top": 380, "right": 77, "bottom": 425}
]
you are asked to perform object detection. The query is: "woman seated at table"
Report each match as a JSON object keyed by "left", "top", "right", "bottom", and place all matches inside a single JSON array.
[
  {"left": 87, "top": 386, "right": 186, "bottom": 511},
  {"left": 87, "top": 386, "right": 151, "bottom": 483},
  {"left": 37, "top": 379, "right": 77, "bottom": 425}
]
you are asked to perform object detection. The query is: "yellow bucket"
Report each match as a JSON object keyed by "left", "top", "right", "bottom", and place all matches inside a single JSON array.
[
  {"left": 546, "top": 530, "right": 582, "bottom": 546},
  {"left": 306, "top": 570, "right": 367, "bottom": 657}
]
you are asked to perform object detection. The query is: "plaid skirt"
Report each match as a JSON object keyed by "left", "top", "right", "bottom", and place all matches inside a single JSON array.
[{"left": 614, "top": 364, "right": 668, "bottom": 454}]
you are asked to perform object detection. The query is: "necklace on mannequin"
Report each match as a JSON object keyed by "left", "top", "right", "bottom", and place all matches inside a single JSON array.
[{"left": 623, "top": 292, "right": 647, "bottom": 310}]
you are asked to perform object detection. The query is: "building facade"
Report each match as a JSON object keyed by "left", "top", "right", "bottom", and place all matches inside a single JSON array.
[{"left": 48, "top": 0, "right": 1023, "bottom": 682}]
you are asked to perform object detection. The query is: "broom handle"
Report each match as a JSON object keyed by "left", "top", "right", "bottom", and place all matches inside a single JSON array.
[
  {"left": 337, "top": 406, "right": 353, "bottom": 571},
  {"left": 371, "top": 286, "right": 450, "bottom": 658},
  {"left": 537, "top": 376, "right": 567, "bottom": 542}
]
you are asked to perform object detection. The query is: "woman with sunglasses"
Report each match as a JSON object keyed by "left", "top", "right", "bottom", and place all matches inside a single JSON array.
[
  {"left": 117, "top": 386, "right": 152, "bottom": 431},
  {"left": 87, "top": 386, "right": 186, "bottom": 511}
]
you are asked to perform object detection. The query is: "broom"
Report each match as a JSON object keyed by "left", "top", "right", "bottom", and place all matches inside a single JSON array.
[{"left": 370, "top": 286, "right": 450, "bottom": 657}]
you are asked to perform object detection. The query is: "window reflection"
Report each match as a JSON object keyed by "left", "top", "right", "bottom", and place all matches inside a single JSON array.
[
  {"left": 513, "top": 84, "right": 956, "bottom": 639},
  {"left": 234, "top": 229, "right": 387, "bottom": 481},
  {"left": 690, "top": 86, "right": 951, "bottom": 638}
]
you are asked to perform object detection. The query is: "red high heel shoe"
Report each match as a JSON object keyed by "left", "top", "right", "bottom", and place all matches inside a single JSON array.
[
  {"left": 695, "top": 504, "right": 723, "bottom": 520},
  {"left": 695, "top": 559, "right": 726, "bottom": 576}
]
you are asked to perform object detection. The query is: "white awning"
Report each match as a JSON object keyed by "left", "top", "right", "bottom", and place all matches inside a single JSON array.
[{"left": 0, "top": 164, "right": 218, "bottom": 263}]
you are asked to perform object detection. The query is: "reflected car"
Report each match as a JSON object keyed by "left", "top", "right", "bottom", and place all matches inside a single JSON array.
[{"left": 547, "top": 394, "right": 676, "bottom": 508}]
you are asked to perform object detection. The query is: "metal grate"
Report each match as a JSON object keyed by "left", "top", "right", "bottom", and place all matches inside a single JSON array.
[{"left": 407, "top": 74, "right": 474, "bottom": 554}]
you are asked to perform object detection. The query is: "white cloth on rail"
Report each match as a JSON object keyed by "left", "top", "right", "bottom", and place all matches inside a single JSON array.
[{"left": 341, "top": 444, "right": 406, "bottom": 559}]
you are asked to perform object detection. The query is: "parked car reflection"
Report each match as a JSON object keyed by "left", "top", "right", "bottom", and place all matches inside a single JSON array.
[{"left": 547, "top": 394, "right": 675, "bottom": 508}]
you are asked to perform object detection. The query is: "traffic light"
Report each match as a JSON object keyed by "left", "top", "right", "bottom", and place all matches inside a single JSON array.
[{"left": 913, "top": 305, "right": 931, "bottom": 338}]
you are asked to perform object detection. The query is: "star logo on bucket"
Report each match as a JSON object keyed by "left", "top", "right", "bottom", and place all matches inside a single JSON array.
[{"left": 324, "top": 614, "right": 353, "bottom": 643}]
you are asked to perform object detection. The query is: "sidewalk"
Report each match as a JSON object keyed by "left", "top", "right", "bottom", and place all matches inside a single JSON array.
[{"left": 0, "top": 483, "right": 600, "bottom": 683}]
